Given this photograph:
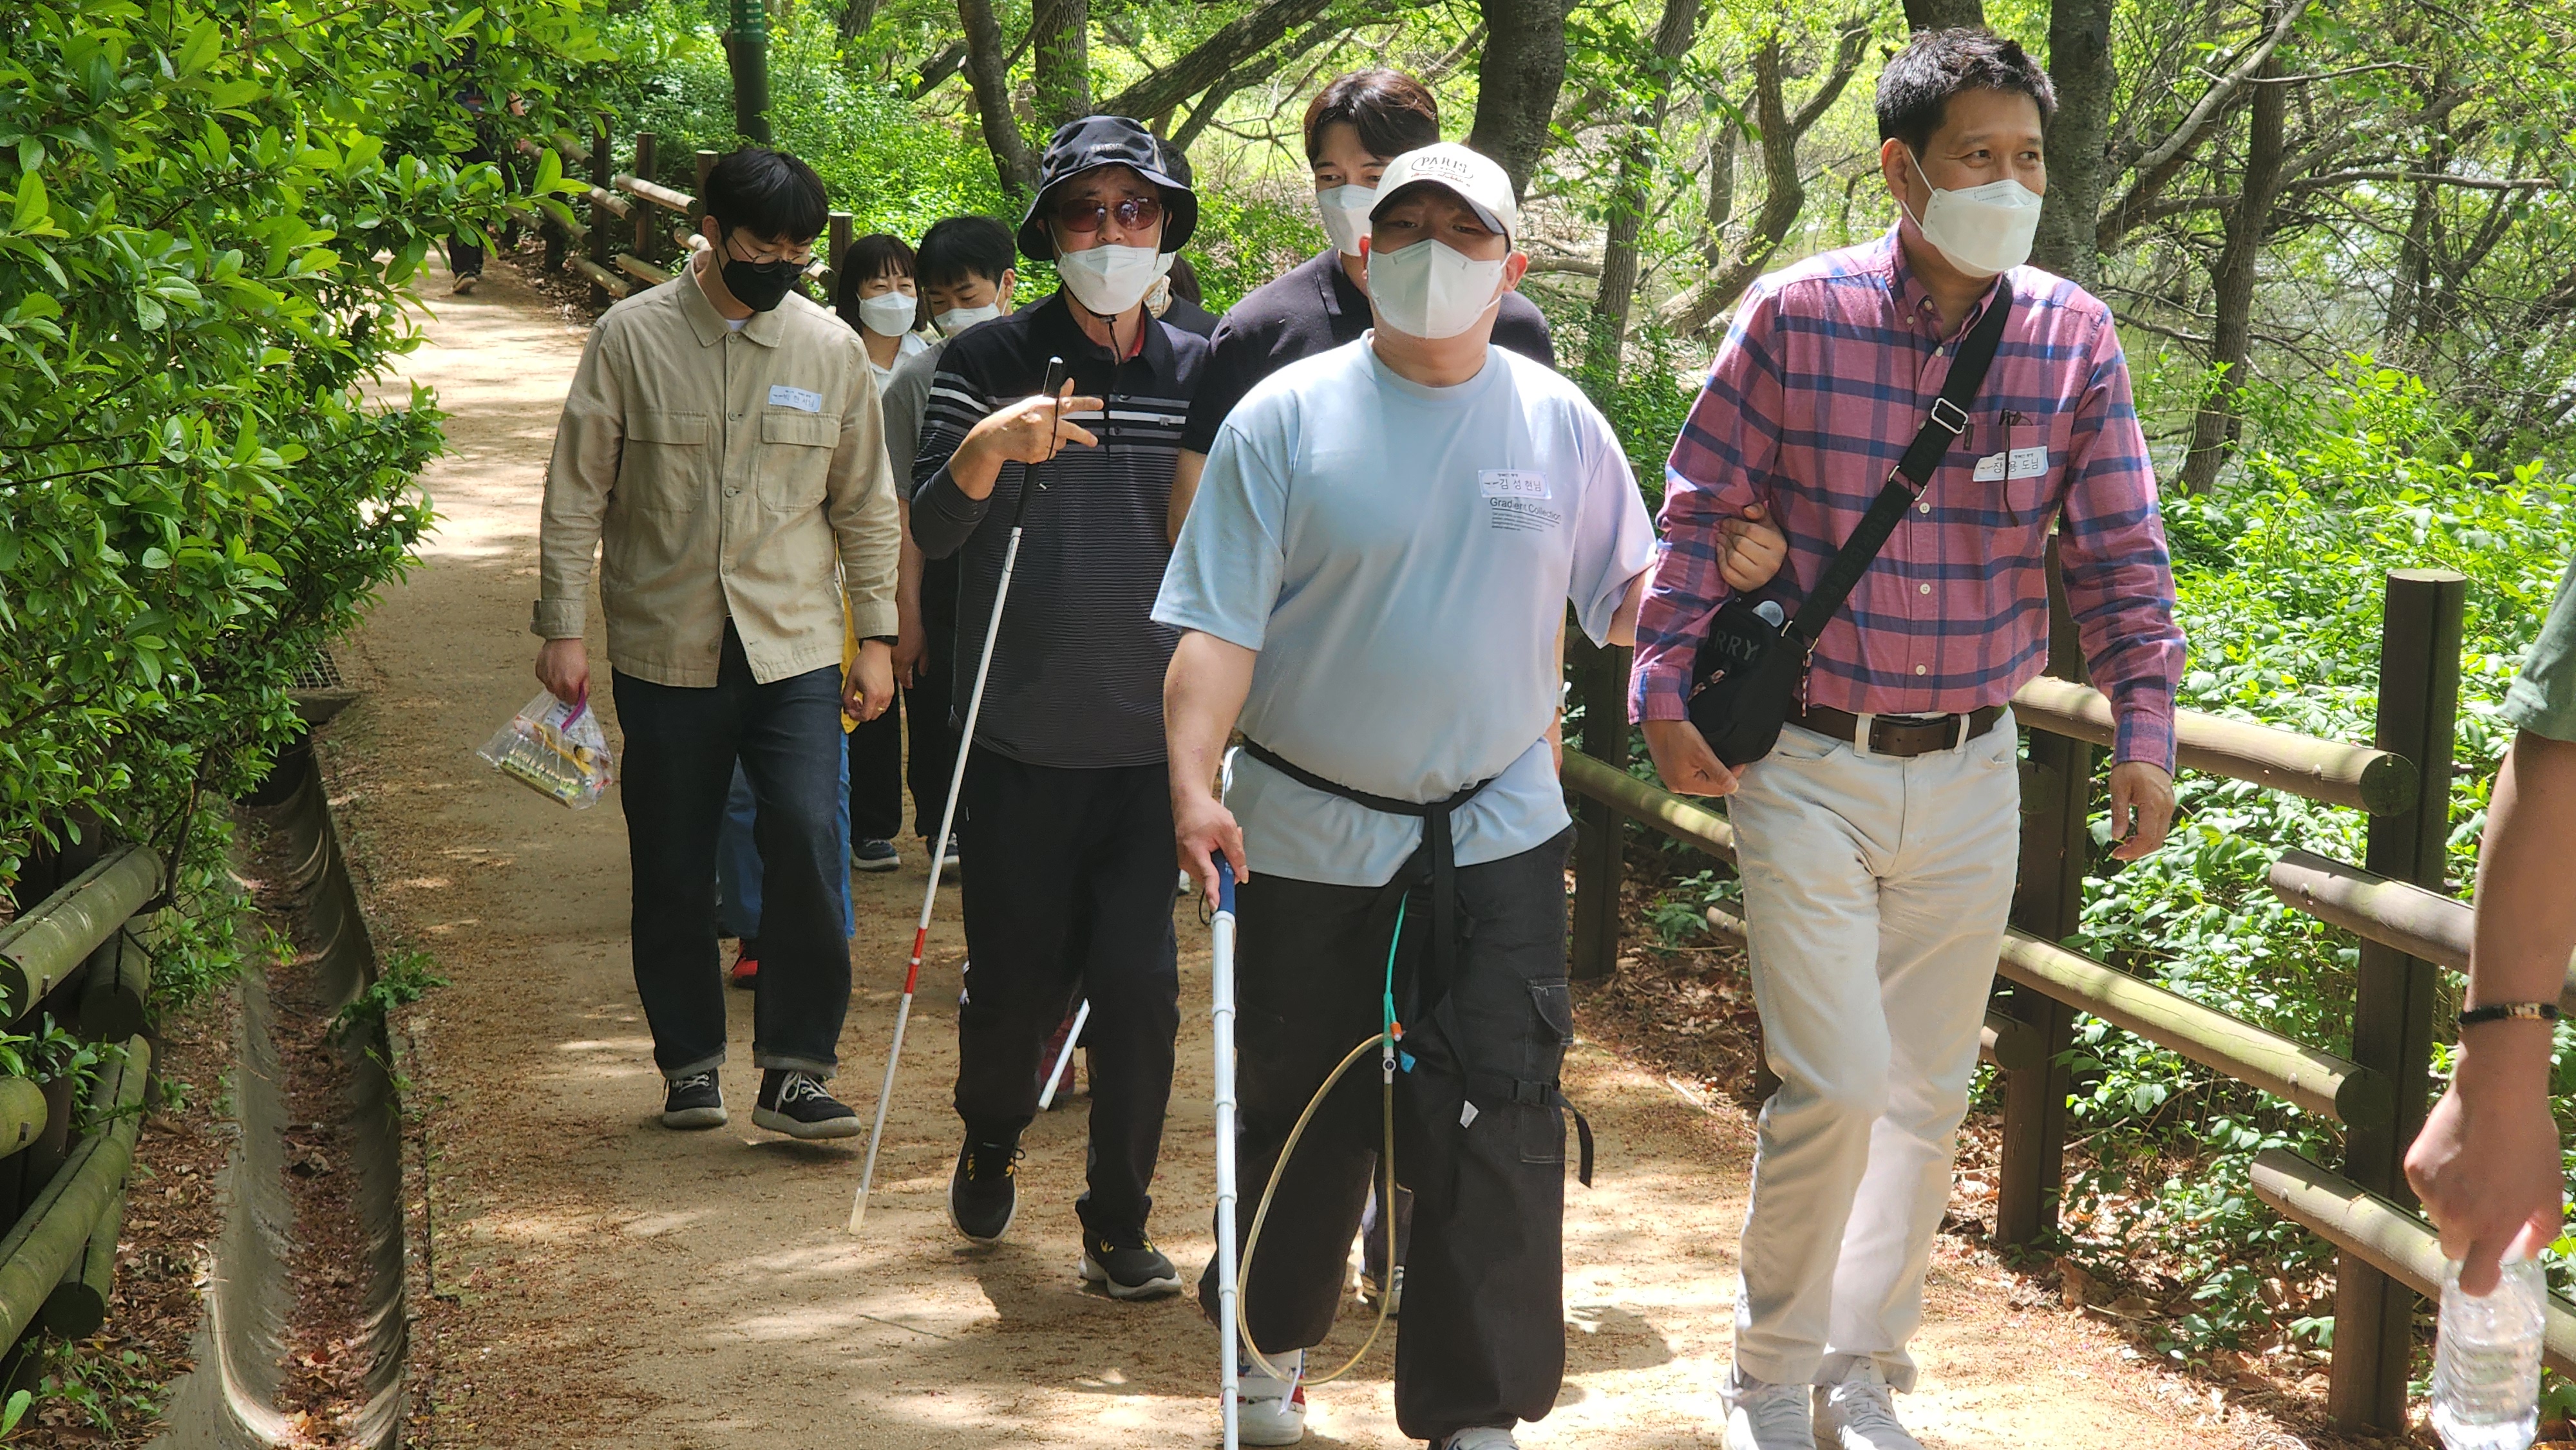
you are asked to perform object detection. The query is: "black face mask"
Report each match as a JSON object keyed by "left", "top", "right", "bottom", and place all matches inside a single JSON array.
[{"left": 717, "top": 226, "right": 804, "bottom": 313}]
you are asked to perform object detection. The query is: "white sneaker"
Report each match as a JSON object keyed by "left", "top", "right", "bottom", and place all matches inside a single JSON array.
[
  {"left": 1722, "top": 1368, "right": 1814, "bottom": 1450},
  {"left": 1234, "top": 1348, "right": 1305, "bottom": 1446},
  {"left": 1438, "top": 1430, "right": 1518, "bottom": 1449},
  {"left": 1814, "top": 1364, "right": 1925, "bottom": 1450}
]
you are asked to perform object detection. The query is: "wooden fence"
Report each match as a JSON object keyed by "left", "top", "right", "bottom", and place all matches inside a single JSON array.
[
  {"left": 1564, "top": 562, "right": 2541, "bottom": 1433},
  {"left": 516, "top": 129, "right": 858, "bottom": 308},
  {"left": 0, "top": 843, "right": 163, "bottom": 1395}
]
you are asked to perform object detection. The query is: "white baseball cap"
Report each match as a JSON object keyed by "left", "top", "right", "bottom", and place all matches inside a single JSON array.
[{"left": 1367, "top": 143, "right": 1518, "bottom": 243}]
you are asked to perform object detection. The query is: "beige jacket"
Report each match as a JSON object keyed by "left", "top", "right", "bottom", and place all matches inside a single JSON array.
[{"left": 533, "top": 267, "right": 901, "bottom": 687}]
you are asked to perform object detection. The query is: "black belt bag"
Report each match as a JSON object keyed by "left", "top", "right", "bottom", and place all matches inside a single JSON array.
[{"left": 1689, "top": 279, "right": 2017, "bottom": 767}]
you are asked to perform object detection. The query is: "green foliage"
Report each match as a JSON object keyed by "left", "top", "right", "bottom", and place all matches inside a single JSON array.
[
  {"left": 332, "top": 948, "right": 450, "bottom": 1040},
  {"left": 2053, "top": 359, "right": 2576, "bottom": 1352},
  {"left": 0, "top": 3, "right": 612, "bottom": 1008}
]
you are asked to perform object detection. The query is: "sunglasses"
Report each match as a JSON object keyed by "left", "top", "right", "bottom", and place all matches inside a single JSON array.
[{"left": 1052, "top": 194, "right": 1164, "bottom": 235}]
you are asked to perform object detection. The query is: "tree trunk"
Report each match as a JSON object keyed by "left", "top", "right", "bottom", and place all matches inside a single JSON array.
[
  {"left": 1902, "top": 0, "right": 1984, "bottom": 31},
  {"left": 958, "top": 0, "right": 1040, "bottom": 196},
  {"left": 1654, "top": 24, "right": 1866, "bottom": 335},
  {"left": 1466, "top": 0, "right": 1569, "bottom": 199},
  {"left": 2031, "top": 0, "right": 2113, "bottom": 285},
  {"left": 2179, "top": 39, "right": 2287, "bottom": 494},
  {"left": 1588, "top": 0, "right": 1703, "bottom": 366},
  {"left": 724, "top": 0, "right": 773, "bottom": 144},
  {"left": 1032, "top": 0, "right": 1092, "bottom": 128},
  {"left": 837, "top": 0, "right": 880, "bottom": 43}
]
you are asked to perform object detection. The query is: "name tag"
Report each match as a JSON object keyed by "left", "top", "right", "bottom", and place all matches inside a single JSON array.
[
  {"left": 1972, "top": 446, "right": 2049, "bottom": 482},
  {"left": 1479, "top": 469, "right": 1549, "bottom": 499},
  {"left": 768, "top": 384, "right": 824, "bottom": 413}
]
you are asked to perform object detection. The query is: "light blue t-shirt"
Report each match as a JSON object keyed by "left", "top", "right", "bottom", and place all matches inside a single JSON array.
[{"left": 1153, "top": 337, "right": 1657, "bottom": 888}]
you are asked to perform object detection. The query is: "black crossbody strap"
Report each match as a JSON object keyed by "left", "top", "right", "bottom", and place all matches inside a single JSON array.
[{"left": 1785, "top": 278, "right": 2016, "bottom": 646}]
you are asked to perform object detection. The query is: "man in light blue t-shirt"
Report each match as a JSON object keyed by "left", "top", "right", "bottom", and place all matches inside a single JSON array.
[{"left": 1156, "top": 145, "right": 1658, "bottom": 1450}]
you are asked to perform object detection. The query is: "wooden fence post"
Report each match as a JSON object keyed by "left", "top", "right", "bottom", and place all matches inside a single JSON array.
[
  {"left": 588, "top": 117, "right": 612, "bottom": 308},
  {"left": 632, "top": 131, "right": 658, "bottom": 262},
  {"left": 1569, "top": 631, "right": 1631, "bottom": 983},
  {"left": 828, "top": 211, "right": 855, "bottom": 302},
  {"left": 2327, "top": 567, "right": 2465, "bottom": 1431},
  {"left": 1995, "top": 541, "right": 2088, "bottom": 1248}
]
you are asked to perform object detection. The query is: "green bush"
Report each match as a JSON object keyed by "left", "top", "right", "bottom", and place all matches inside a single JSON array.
[
  {"left": 0, "top": 3, "right": 612, "bottom": 995},
  {"left": 2052, "top": 360, "right": 2576, "bottom": 1355}
]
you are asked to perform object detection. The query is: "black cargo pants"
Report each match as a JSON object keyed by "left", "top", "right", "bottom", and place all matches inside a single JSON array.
[{"left": 1197, "top": 827, "right": 1578, "bottom": 1444}]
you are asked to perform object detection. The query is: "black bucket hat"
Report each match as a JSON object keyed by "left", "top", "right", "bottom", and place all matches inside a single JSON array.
[{"left": 1016, "top": 115, "right": 1199, "bottom": 261}]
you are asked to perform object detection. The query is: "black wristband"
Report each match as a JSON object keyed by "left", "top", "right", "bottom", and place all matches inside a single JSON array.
[{"left": 2458, "top": 1002, "right": 2561, "bottom": 1027}]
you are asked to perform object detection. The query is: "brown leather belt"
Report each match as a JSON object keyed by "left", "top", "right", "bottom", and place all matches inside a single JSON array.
[{"left": 1790, "top": 703, "right": 2007, "bottom": 758}]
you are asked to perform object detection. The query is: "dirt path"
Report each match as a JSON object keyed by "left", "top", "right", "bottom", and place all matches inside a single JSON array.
[{"left": 322, "top": 254, "right": 2310, "bottom": 1449}]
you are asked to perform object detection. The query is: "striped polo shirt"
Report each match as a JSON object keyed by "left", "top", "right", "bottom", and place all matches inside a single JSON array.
[{"left": 911, "top": 293, "right": 1209, "bottom": 768}]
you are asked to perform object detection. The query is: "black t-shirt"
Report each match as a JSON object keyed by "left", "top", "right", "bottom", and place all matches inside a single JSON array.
[
  {"left": 1159, "top": 294, "right": 1218, "bottom": 338},
  {"left": 911, "top": 295, "right": 1208, "bottom": 767},
  {"left": 1179, "top": 248, "right": 1557, "bottom": 455}
]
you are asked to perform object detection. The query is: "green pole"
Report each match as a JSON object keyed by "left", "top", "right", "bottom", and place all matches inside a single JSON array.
[{"left": 726, "top": 0, "right": 773, "bottom": 145}]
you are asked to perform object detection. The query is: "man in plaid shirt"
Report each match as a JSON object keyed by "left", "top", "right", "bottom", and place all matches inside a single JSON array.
[{"left": 1627, "top": 30, "right": 2184, "bottom": 1450}]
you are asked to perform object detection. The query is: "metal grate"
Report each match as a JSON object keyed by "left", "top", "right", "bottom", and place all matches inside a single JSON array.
[{"left": 289, "top": 649, "right": 345, "bottom": 691}]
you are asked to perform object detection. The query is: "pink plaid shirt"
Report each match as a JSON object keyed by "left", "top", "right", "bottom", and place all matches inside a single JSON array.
[{"left": 1630, "top": 231, "right": 2183, "bottom": 769}]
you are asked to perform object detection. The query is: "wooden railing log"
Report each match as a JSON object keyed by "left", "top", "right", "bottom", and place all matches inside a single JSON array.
[
  {"left": 0, "top": 848, "right": 162, "bottom": 1019},
  {"left": 2009, "top": 676, "right": 2416, "bottom": 816}
]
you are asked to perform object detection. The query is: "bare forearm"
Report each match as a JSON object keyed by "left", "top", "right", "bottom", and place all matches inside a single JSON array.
[
  {"left": 1168, "top": 449, "right": 1207, "bottom": 546},
  {"left": 1165, "top": 631, "right": 1255, "bottom": 807},
  {"left": 1608, "top": 570, "right": 1645, "bottom": 648},
  {"left": 2462, "top": 731, "right": 2576, "bottom": 1071}
]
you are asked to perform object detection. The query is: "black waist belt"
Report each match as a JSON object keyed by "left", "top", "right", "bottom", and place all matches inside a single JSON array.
[
  {"left": 1238, "top": 740, "right": 1594, "bottom": 1187},
  {"left": 1238, "top": 740, "right": 1496, "bottom": 986}
]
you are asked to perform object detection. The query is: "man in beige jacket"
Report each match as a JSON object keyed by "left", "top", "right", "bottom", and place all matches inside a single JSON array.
[{"left": 532, "top": 147, "right": 900, "bottom": 1138}]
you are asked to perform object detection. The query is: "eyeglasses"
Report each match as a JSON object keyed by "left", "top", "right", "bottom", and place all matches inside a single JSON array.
[
  {"left": 719, "top": 225, "right": 813, "bottom": 268},
  {"left": 1052, "top": 194, "right": 1163, "bottom": 235}
]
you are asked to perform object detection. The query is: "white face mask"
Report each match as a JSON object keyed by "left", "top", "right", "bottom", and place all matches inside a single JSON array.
[
  {"left": 1055, "top": 243, "right": 1170, "bottom": 316},
  {"left": 1904, "top": 149, "right": 2043, "bottom": 278},
  {"left": 1316, "top": 184, "right": 1375, "bottom": 258},
  {"left": 934, "top": 303, "right": 1001, "bottom": 335},
  {"left": 1365, "top": 238, "right": 1506, "bottom": 341},
  {"left": 855, "top": 290, "right": 918, "bottom": 337}
]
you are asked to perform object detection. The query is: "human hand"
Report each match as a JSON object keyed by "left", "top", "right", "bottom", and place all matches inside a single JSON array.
[
  {"left": 1718, "top": 503, "right": 1788, "bottom": 593},
  {"left": 1174, "top": 788, "right": 1247, "bottom": 898},
  {"left": 1642, "top": 717, "right": 1741, "bottom": 797},
  {"left": 2107, "top": 760, "right": 2175, "bottom": 861},
  {"left": 2407, "top": 1042, "right": 2566, "bottom": 1295},
  {"left": 960, "top": 380, "right": 1103, "bottom": 481},
  {"left": 535, "top": 637, "right": 589, "bottom": 709},
  {"left": 844, "top": 640, "right": 896, "bottom": 722}
]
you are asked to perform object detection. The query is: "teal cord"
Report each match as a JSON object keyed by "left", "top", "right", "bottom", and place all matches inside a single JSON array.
[{"left": 1381, "top": 898, "right": 1406, "bottom": 1079}]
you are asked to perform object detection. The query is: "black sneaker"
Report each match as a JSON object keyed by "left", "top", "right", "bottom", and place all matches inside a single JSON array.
[
  {"left": 936, "top": 833, "right": 961, "bottom": 870},
  {"left": 1079, "top": 1227, "right": 1183, "bottom": 1300},
  {"left": 851, "top": 837, "right": 900, "bottom": 872},
  {"left": 661, "top": 1071, "right": 726, "bottom": 1129},
  {"left": 751, "top": 1069, "right": 862, "bottom": 1140},
  {"left": 948, "top": 1136, "right": 1022, "bottom": 1243}
]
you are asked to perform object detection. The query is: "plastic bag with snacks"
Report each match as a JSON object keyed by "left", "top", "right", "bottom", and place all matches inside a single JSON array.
[{"left": 477, "top": 692, "right": 616, "bottom": 809}]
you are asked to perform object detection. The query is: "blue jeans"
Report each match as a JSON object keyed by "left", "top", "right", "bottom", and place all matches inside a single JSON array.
[
  {"left": 716, "top": 737, "right": 855, "bottom": 941},
  {"left": 612, "top": 623, "right": 851, "bottom": 1079}
]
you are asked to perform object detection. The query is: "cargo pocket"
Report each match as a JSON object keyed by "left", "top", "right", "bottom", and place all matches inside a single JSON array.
[
  {"left": 759, "top": 410, "right": 840, "bottom": 510},
  {"left": 625, "top": 411, "right": 712, "bottom": 512},
  {"left": 1518, "top": 977, "right": 1574, "bottom": 1165}
]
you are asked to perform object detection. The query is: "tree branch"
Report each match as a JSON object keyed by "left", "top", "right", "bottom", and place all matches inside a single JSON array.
[{"left": 1099, "top": 0, "right": 1341, "bottom": 122}]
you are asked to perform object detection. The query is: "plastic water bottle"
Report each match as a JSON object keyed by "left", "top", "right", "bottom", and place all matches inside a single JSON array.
[{"left": 2432, "top": 1256, "right": 2546, "bottom": 1450}]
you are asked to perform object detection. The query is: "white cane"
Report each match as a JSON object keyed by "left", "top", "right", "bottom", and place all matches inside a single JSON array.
[
  {"left": 1037, "top": 999, "right": 1090, "bottom": 1111},
  {"left": 849, "top": 358, "right": 1070, "bottom": 1234},
  {"left": 1211, "top": 751, "right": 1244, "bottom": 1449}
]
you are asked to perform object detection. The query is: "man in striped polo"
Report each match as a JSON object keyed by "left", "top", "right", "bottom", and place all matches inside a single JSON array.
[
  {"left": 1629, "top": 29, "right": 2185, "bottom": 1450},
  {"left": 909, "top": 115, "right": 1208, "bottom": 1300}
]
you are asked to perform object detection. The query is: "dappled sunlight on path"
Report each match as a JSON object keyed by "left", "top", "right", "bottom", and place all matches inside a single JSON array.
[{"left": 317, "top": 252, "right": 2306, "bottom": 1449}]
